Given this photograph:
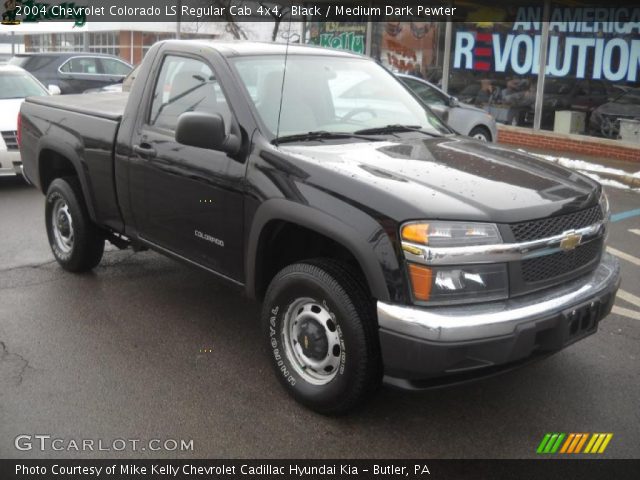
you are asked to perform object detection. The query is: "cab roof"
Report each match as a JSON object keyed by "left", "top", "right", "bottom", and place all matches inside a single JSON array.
[{"left": 159, "top": 40, "right": 364, "bottom": 58}]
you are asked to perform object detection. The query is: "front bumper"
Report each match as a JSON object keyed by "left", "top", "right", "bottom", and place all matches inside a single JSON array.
[
  {"left": 378, "top": 253, "right": 620, "bottom": 389},
  {"left": 0, "top": 150, "right": 22, "bottom": 176}
]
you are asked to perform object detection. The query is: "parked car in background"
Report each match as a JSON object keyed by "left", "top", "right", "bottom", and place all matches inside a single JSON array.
[
  {"left": 398, "top": 73, "right": 497, "bottom": 142},
  {"left": 0, "top": 65, "right": 50, "bottom": 177},
  {"left": 9, "top": 53, "right": 132, "bottom": 94},
  {"left": 83, "top": 65, "right": 139, "bottom": 94},
  {"left": 589, "top": 88, "right": 640, "bottom": 139}
]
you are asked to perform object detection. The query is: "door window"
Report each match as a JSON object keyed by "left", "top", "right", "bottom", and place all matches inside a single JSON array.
[
  {"left": 98, "top": 58, "right": 132, "bottom": 76},
  {"left": 402, "top": 77, "right": 448, "bottom": 106},
  {"left": 148, "top": 55, "right": 231, "bottom": 133},
  {"left": 59, "top": 57, "right": 99, "bottom": 74}
]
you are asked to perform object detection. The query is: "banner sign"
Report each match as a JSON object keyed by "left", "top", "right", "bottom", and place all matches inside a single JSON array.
[{"left": 453, "top": 7, "right": 640, "bottom": 82}]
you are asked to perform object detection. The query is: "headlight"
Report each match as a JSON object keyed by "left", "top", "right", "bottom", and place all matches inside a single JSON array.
[
  {"left": 407, "top": 263, "right": 508, "bottom": 305},
  {"left": 401, "top": 221, "right": 502, "bottom": 247},
  {"left": 401, "top": 221, "right": 507, "bottom": 305}
]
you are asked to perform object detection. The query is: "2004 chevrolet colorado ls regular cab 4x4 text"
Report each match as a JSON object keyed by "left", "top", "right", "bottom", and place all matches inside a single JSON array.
[{"left": 19, "top": 41, "right": 621, "bottom": 414}]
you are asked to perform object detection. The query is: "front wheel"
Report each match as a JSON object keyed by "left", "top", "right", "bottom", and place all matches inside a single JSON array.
[
  {"left": 45, "top": 177, "right": 105, "bottom": 272},
  {"left": 262, "top": 259, "right": 382, "bottom": 414},
  {"left": 469, "top": 125, "right": 492, "bottom": 142}
]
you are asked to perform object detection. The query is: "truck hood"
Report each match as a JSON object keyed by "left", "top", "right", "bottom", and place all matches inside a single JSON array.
[
  {"left": 0, "top": 98, "right": 23, "bottom": 131},
  {"left": 278, "top": 135, "right": 599, "bottom": 224}
]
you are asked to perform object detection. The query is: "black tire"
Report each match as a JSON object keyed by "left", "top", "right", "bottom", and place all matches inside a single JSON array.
[
  {"left": 262, "top": 259, "right": 382, "bottom": 414},
  {"left": 45, "top": 177, "right": 104, "bottom": 272},
  {"left": 469, "top": 125, "right": 492, "bottom": 142}
]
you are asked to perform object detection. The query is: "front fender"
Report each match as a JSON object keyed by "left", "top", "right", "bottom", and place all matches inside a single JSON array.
[{"left": 246, "top": 197, "right": 405, "bottom": 303}]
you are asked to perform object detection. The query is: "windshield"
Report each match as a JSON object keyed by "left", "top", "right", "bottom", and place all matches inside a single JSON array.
[
  {"left": 0, "top": 71, "right": 48, "bottom": 99},
  {"left": 231, "top": 55, "right": 450, "bottom": 140}
]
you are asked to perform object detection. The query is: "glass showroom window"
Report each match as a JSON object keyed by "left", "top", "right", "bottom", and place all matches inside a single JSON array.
[
  {"left": 449, "top": 21, "right": 540, "bottom": 128},
  {"left": 370, "top": 21, "right": 446, "bottom": 85},
  {"left": 543, "top": 19, "right": 640, "bottom": 140},
  {"left": 447, "top": 3, "right": 640, "bottom": 142}
]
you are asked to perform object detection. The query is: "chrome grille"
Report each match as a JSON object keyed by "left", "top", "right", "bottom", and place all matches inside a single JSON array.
[
  {"left": 1, "top": 130, "right": 18, "bottom": 151},
  {"left": 510, "top": 205, "right": 603, "bottom": 242}
]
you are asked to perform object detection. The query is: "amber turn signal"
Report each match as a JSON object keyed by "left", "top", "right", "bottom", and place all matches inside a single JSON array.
[
  {"left": 402, "top": 223, "right": 429, "bottom": 244},
  {"left": 408, "top": 263, "right": 432, "bottom": 301}
]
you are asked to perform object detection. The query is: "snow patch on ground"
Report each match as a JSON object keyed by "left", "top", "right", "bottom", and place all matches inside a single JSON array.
[
  {"left": 579, "top": 173, "right": 639, "bottom": 191},
  {"left": 518, "top": 149, "right": 640, "bottom": 191}
]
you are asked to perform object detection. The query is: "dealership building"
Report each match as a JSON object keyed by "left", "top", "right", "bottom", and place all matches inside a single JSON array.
[
  {"left": 3, "top": 0, "right": 638, "bottom": 160},
  {"left": 1, "top": 21, "right": 293, "bottom": 65},
  {"left": 305, "top": 1, "right": 640, "bottom": 160}
]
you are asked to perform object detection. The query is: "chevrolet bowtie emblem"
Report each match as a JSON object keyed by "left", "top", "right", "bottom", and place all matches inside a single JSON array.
[{"left": 560, "top": 231, "right": 582, "bottom": 251}]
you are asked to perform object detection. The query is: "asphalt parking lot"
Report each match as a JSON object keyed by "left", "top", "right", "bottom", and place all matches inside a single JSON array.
[{"left": 1, "top": 171, "right": 639, "bottom": 459}]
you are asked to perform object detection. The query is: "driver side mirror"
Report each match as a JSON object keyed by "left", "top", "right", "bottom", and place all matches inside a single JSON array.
[
  {"left": 449, "top": 96, "right": 459, "bottom": 108},
  {"left": 175, "top": 112, "right": 240, "bottom": 154},
  {"left": 48, "top": 84, "right": 61, "bottom": 95}
]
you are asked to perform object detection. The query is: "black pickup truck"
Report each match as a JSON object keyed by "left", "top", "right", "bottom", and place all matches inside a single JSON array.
[{"left": 19, "top": 41, "right": 620, "bottom": 414}]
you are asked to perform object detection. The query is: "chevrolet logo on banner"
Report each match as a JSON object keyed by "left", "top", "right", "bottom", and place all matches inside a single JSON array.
[
  {"left": 560, "top": 231, "right": 582, "bottom": 251},
  {"left": 537, "top": 433, "right": 613, "bottom": 454}
]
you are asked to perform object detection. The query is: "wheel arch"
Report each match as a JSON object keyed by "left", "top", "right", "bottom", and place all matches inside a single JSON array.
[
  {"left": 36, "top": 138, "right": 98, "bottom": 222},
  {"left": 246, "top": 199, "right": 392, "bottom": 303},
  {"left": 469, "top": 124, "right": 493, "bottom": 141}
]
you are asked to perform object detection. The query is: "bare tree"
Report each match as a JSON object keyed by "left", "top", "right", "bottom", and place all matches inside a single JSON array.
[
  {"left": 191, "top": 0, "right": 248, "bottom": 40},
  {"left": 258, "top": 1, "right": 291, "bottom": 41}
]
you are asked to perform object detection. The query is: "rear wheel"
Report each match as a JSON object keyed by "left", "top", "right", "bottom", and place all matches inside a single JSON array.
[
  {"left": 45, "top": 177, "right": 104, "bottom": 272},
  {"left": 469, "top": 125, "right": 492, "bottom": 142},
  {"left": 262, "top": 259, "right": 382, "bottom": 414}
]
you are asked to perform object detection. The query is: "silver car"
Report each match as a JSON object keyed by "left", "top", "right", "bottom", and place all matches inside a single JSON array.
[{"left": 398, "top": 74, "right": 497, "bottom": 142}]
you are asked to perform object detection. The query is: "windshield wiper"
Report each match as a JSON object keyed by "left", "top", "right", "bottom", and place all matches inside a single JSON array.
[
  {"left": 275, "top": 131, "right": 380, "bottom": 144},
  {"left": 354, "top": 124, "right": 442, "bottom": 137}
]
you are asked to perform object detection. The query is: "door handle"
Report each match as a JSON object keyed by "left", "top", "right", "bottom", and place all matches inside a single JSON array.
[{"left": 133, "top": 143, "right": 156, "bottom": 158}]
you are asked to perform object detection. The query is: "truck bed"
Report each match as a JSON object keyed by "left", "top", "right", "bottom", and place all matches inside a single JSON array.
[
  {"left": 21, "top": 92, "right": 128, "bottom": 231},
  {"left": 26, "top": 92, "right": 128, "bottom": 121}
]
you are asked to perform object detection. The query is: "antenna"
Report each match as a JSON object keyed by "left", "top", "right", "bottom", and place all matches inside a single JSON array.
[{"left": 274, "top": 9, "right": 293, "bottom": 146}]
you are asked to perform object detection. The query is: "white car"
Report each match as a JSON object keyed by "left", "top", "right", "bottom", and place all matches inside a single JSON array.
[
  {"left": 398, "top": 74, "right": 498, "bottom": 142},
  {"left": 0, "top": 65, "right": 52, "bottom": 177}
]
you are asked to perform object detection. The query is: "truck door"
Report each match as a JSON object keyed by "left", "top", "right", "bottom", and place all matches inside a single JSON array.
[{"left": 128, "top": 54, "right": 246, "bottom": 282}]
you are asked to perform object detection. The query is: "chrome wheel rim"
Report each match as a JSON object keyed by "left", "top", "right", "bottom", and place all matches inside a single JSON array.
[
  {"left": 52, "top": 198, "right": 74, "bottom": 253},
  {"left": 601, "top": 117, "right": 619, "bottom": 139},
  {"left": 282, "top": 298, "right": 342, "bottom": 385},
  {"left": 473, "top": 132, "right": 488, "bottom": 141}
]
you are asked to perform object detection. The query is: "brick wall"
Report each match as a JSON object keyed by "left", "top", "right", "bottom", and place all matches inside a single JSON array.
[{"left": 497, "top": 125, "right": 640, "bottom": 163}]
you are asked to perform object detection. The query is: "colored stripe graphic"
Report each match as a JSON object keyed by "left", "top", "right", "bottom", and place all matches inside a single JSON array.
[
  {"left": 574, "top": 433, "right": 589, "bottom": 453},
  {"left": 560, "top": 433, "right": 576, "bottom": 453},
  {"left": 585, "top": 433, "right": 614, "bottom": 453},
  {"left": 597, "top": 434, "right": 613, "bottom": 453},
  {"left": 537, "top": 433, "right": 552, "bottom": 454},
  {"left": 537, "top": 433, "right": 565, "bottom": 454},
  {"left": 537, "top": 433, "right": 613, "bottom": 454}
]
